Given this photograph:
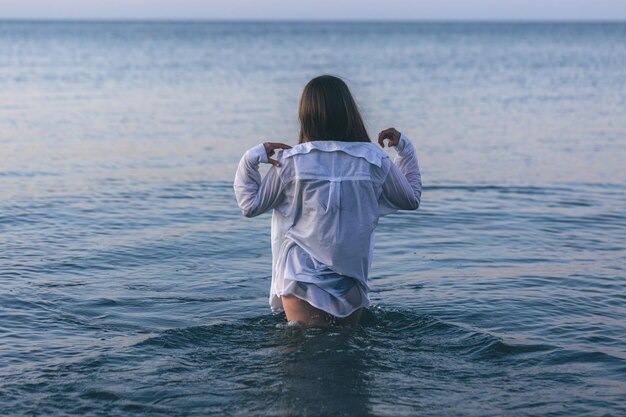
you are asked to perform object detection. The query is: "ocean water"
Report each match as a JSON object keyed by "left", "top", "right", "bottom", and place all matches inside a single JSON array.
[{"left": 1, "top": 21, "right": 625, "bottom": 416}]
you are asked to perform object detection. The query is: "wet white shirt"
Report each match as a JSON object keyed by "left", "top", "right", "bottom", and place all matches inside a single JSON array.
[{"left": 233, "top": 133, "right": 422, "bottom": 317}]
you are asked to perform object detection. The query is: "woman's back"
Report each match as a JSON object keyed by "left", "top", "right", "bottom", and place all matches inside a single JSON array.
[{"left": 273, "top": 141, "right": 390, "bottom": 281}]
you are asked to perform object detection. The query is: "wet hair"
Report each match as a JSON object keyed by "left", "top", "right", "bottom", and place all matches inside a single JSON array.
[{"left": 298, "top": 75, "right": 371, "bottom": 144}]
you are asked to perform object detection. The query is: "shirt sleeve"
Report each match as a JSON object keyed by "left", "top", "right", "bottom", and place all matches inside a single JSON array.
[
  {"left": 233, "top": 144, "right": 285, "bottom": 218},
  {"left": 379, "top": 133, "right": 422, "bottom": 216}
]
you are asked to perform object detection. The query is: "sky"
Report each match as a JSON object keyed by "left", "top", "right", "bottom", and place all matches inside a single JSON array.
[{"left": 1, "top": 0, "right": 626, "bottom": 21}]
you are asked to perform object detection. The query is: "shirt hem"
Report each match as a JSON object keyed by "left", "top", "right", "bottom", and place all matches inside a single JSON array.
[{"left": 270, "top": 292, "right": 371, "bottom": 318}]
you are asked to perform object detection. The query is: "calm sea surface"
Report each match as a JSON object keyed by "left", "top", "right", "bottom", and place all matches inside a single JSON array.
[{"left": 1, "top": 21, "right": 625, "bottom": 416}]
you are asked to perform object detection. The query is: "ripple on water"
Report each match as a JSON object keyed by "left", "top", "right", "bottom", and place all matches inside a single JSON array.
[{"left": 4, "top": 307, "right": 623, "bottom": 416}]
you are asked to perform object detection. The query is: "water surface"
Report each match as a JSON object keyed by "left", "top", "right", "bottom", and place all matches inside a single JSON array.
[{"left": 1, "top": 21, "right": 625, "bottom": 416}]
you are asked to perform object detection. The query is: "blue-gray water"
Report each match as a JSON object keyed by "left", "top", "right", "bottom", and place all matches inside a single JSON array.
[{"left": 1, "top": 21, "right": 626, "bottom": 416}]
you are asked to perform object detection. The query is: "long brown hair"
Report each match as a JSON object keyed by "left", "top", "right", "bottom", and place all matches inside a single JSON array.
[{"left": 298, "top": 75, "right": 371, "bottom": 144}]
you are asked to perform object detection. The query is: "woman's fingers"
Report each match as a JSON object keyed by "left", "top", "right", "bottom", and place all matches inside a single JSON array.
[
  {"left": 378, "top": 129, "right": 392, "bottom": 147},
  {"left": 388, "top": 132, "right": 400, "bottom": 147},
  {"left": 273, "top": 143, "right": 292, "bottom": 150},
  {"left": 265, "top": 142, "right": 292, "bottom": 152},
  {"left": 378, "top": 128, "right": 400, "bottom": 147},
  {"left": 377, "top": 133, "right": 386, "bottom": 148},
  {"left": 263, "top": 142, "right": 292, "bottom": 167}
]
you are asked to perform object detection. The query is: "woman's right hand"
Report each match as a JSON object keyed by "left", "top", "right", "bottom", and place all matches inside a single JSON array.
[
  {"left": 377, "top": 128, "right": 401, "bottom": 148},
  {"left": 263, "top": 142, "right": 292, "bottom": 167}
]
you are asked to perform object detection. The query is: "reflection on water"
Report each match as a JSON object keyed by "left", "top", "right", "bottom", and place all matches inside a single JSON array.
[{"left": 272, "top": 325, "right": 372, "bottom": 417}]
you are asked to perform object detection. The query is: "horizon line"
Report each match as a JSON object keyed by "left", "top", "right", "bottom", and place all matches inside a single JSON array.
[{"left": 1, "top": 18, "right": 625, "bottom": 24}]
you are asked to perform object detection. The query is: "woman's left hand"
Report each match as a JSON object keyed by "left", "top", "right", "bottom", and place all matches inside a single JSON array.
[
  {"left": 378, "top": 128, "right": 401, "bottom": 148},
  {"left": 263, "top": 142, "right": 292, "bottom": 167}
]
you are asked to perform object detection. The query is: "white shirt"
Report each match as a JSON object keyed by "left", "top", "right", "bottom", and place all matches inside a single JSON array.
[{"left": 233, "top": 133, "right": 422, "bottom": 317}]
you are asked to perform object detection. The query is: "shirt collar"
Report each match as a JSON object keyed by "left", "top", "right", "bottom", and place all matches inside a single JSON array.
[{"left": 281, "top": 141, "right": 388, "bottom": 167}]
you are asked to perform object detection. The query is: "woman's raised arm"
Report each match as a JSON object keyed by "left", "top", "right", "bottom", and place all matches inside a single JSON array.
[
  {"left": 233, "top": 142, "right": 291, "bottom": 218},
  {"left": 377, "top": 128, "right": 422, "bottom": 215}
]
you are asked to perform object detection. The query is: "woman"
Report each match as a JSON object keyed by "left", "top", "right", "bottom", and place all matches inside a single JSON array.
[{"left": 234, "top": 75, "right": 422, "bottom": 326}]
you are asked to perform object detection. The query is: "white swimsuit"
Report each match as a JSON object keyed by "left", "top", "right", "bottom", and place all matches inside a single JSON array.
[{"left": 234, "top": 134, "right": 422, "bottom": 317}]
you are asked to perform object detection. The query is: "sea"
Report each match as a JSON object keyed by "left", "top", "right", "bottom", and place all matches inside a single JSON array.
[{"left": 1, "top": 21, "right": 625, "bottom": 416}]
